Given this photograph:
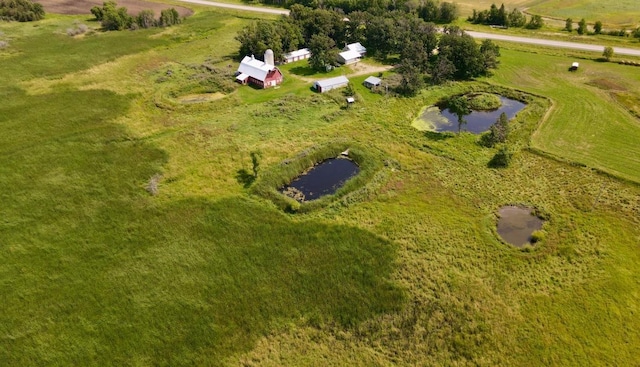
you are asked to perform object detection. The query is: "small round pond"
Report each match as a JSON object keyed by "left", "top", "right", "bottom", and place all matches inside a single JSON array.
[
  {"left": 414, "top": 96, "right": 526, "bottom": 134},
  {"left": 497, "top": 206, "right": 544, "bottom": 247},
  {"left": 280, "top": 158, "right": 360, "bottom": 202}
]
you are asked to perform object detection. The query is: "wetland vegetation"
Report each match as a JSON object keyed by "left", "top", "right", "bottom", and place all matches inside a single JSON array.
[{"left": 1, "top": 2, "right": 639, "bottom": 366}]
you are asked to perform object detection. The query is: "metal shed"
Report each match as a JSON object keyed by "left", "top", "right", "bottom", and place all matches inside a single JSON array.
[{"left": 313, "top": 76, "right": 350, "bottom": 93}]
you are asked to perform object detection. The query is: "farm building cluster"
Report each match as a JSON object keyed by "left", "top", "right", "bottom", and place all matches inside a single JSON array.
[{"left": 236, "top": 43, "right": 368, "bottom": 90}]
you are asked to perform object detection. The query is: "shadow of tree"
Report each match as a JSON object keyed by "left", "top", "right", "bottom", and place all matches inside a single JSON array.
[{"left": 236, "top": 169, "right": 255, "bottom": 188}]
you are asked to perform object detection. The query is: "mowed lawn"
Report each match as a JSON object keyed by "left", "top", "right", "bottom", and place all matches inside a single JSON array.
[{"left": 486, "top": 47, "right": 640, "bottom": 183}]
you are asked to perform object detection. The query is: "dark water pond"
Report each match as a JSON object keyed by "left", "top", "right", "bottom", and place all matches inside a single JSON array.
[
  {"left": 418, "top": 96, "right": 526, "bottom": 134},
  {"left": 280, "top": 158, "right": 360, "bottom": 202},
  {"left": 497, "top": 206, "right": 543, "bottom": 247}
]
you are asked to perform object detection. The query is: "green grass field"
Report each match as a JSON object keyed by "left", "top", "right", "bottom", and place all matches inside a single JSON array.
[{"left": 1, "top": 6, "right": 640, "bottom": 366}]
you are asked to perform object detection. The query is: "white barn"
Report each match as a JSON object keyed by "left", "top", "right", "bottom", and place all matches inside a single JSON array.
[
  {"left": 363, "top": 76, "right": 381, "bottom": 89},
  {"left": 344, "top": 42, "right": 366, "bottom": 57},
  {"left": 313, "top": 76, "right": 349, "bottom": 93},
  {"left": 283, "top": 48, "right": 311, "bottom": 63},
  {"left": 337, "top": 49, "right": 361, "bottom": 65}
]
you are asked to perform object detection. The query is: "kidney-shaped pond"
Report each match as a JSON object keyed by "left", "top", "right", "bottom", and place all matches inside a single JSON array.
[
  {"left": 497, "top": 206, "right": 543, "bottom": 247},
  {"left": 280, "top": 158, "right": 360, "bottom": 202},
  {"left": 415, "top": 96, "right": 526, "bottom": 134}
]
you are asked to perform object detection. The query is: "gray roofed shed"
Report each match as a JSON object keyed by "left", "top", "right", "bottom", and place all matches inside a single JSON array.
[
  {"left": 314, "top": 76, "right": 350, "bottom": 93},
  {"left": 363, "top": 76, "right": 381, "bottom": 88}
]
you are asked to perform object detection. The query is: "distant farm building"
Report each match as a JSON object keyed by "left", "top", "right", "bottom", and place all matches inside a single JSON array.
[
  {"left": 313, "top": 76, "right": 349, "bottom": 93},
  {"left": 236, "top": 50, "right": 283, "bottom": 89},
  {"left": 337, "top": 49, "right": 362, "bottom": 65},
  {"left": 363, "top": 76, "right": 381, "bottom": 89},
  {"left": 344, "top": 42, "right": 366, "bottom": 57},
  {"left": 283, "top": 48, "right": 311, "bottom": 63}
]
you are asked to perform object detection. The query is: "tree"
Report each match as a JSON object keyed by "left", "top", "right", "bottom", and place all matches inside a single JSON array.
[
  {"left": 448, "top": 96, "right": 470, "bottom": 133},
  {"left": 136, "top": 10, "right": 155, "bottom": 28},
  {"left": 525, "top": 15, "right": 544, "bottom": 29},
  {"left": 603, "top": 46, "right": 614, "bottom": 61},
  {"left": 308, "top": 33, "right": 338, "bottom": 71},
  {"left": 565, "top": 18, "right": 573, "bottom": 32},
  {"left": 577, "top": 18, "right": 587, "bottom": 35},
  {"left": 507, "top": 9, "right": 526, "bottom": 28},
  {"left": 158, "top": 8, "right": 181, "bottom": 27},
  {"left": 480, "top": 39, "right": 500, "bottom": 70},
  {"left": 430, "top": 55, "right": 456, "bottom": 85},
  {"left": 0, "top": 0, "right": 45, "bottom": 22},
  {"left": 438, "top": 27, "right": 488, "bottom": 79},
  {"left": 438, "top": 2, "right": 458, "bottom": 23},
  {"left": 397, "top": 59, "right": 424, "bottom": 96},
  {"left": 483, "top": 112, "right": 509, "bottom": 146},
  {"left": 594, "top": 21, "right": 602, "bottom": 34}
]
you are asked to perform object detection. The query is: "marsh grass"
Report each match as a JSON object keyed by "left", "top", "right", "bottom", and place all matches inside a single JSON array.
[{"left": 1, "top": 9, "right": 640, "bottom": 367}]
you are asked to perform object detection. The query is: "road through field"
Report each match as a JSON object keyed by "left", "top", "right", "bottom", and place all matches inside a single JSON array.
[{"left": 176, "top": 0, "right": 640, "bottom": 57}]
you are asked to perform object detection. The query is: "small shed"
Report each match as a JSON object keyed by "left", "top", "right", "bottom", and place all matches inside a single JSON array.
[
  {"left": 337, "top": 49, "right": 361, "bottom": 65},
  {"left": 314, "top": 76, "right": 350, "bottom": 93},
  {"left": 283, "top": 48, "right": 311, "bottom": 63},
  {"left": 344, "top": 42, "right": 366, "bottom": 57},
  {"left": 363, "top": 76, "right": 381, "bottom": 89},
  {"left": 570, "top": 62, "right": 579, "bottom": 71}
]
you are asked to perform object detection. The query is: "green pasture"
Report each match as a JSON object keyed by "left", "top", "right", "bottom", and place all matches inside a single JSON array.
[{"left": 1, "top": 7, "right": 639, "bottom": 367}]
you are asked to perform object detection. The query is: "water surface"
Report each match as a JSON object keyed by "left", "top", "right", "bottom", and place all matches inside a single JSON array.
[
  {"left": 281, "top": 158, "right": 359, "bottom": 201},
  {"left": 497, "top": 206, "right": 543, "bottom": 247}
]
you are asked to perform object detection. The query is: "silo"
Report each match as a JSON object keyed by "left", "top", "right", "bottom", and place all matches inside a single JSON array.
[{"left": 264, "top": 49, "right": 275, "bottom": 66}]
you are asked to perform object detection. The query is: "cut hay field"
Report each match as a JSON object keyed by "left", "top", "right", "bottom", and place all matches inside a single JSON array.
[
  {"left": 1, "top": 5, "right": 640, "bottom": 367},
  {"left": 454, "top": 0, "right": 640, "bottom": 28}
]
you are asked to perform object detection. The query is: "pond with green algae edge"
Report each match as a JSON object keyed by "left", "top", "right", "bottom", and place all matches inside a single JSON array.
[
  {"left": 280, "top": 158, "right": 360, "bottom": 202},
  {"left": 497, "top": 206, "right": 544, "bottom": 247},
  {"left": 413, "top": 96, "right": 526, "bottom": 134}
]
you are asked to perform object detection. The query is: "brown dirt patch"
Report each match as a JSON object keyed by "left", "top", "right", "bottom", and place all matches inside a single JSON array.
[
  {"left": 34, "top": 0, "right": 193, "bottom": 17},
  {"left": 588, "top": 78, "right": 626, "bottom": 91}
]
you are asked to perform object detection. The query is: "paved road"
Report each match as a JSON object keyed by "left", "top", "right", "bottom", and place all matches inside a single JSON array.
[
  {"left": 177, "top": 0, "right": 640, "bottom": 57},
  {"left": 467, "top": 31, "right": 640, "bottom": 57}
]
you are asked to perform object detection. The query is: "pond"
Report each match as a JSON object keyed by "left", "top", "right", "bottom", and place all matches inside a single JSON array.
[
  {"left": 280, "top": 158, "right": 360, "bottom": 202},
  {"left": 497, "top": 206, "right": 544, "bottom": 247},
  {"left": 413, "top": 96, "right": 526, "bottom": 134}
]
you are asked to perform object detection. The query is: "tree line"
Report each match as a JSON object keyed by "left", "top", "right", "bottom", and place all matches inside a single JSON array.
[
  {"left": 91, "top": 1, "right": 181, "bottom": 31},
  {"left": 236, "top": 5, "right": 500, "bottom": 96},
  {"left": 564, "top": 17, "right": 640, "bottom": 39},
  {"left": 468, "top": 3, "right": 543, "bottom": 29},
  {"left": 0, "top": 0, "right": 44, "bottom": 22}
]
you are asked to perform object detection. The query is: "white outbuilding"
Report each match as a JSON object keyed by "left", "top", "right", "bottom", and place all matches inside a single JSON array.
[
  {"left": 337, "top": 49, "right": 361, "bottom": 65},
  {"left": 283, "top": 48, "right": 311, "bottom": 63},
  {"left": 313, "top": 76, "right": 350, "bottom": 93},
  {"left": 344, "top": 42, "right": 366, "bottom": 57}
]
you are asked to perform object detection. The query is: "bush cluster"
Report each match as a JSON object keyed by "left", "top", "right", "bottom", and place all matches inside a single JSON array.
[
  {"left": 91, "top": 1, "right": 181, "bottom": 31},
  {"left": 0, "top": 0, "right": 44, "bottom": 22}
]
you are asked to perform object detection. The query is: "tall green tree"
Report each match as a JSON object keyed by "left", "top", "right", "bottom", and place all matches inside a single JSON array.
[
  {"left": 565, "top": 18, "right": 573, "bottom": 32},
  {"left": 525, "top": 14, "right": 544, "bottom": 29},
  {"left": 603, "top": 46, "right": 614, "bottom": 61},
  {"left": 438, "top": 27, "right": 487, "bottom": 79},
  {"left": 507, "top": 9, "right": 526, "bottom": 27},
  {"left": 594, "top": 21, "right": 603, "bottom": 34},
  {"left": 308, "top": 33, "right": 338, "bottom": 71},
  {"left": 480, "top": 39, "right": 500, "bottom": 70},
  {"left": 577, "top": 18, "right": 587, "bottom": 35}
]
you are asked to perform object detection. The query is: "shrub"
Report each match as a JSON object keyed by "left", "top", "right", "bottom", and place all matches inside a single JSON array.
[
  {"left": 488, "top": 145, "right": 512, "bottom": 168},
  {"left": 66, "top": 23, "right": 89, "bottom": 36},
  {"left": 530, "top": 230, "right": 545, "bottom": 243},
  {"left": 467, "top": 93, "right": 501, "bottom": 110},
  {"left": 0, "top": 0, "right": 45, "bottom": 21},
  {"left": 159, "top": 8, "right": 181, "bottom": 27},
  {"left": 136, "top": 10, "right": 156, "bottom": 29}
]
